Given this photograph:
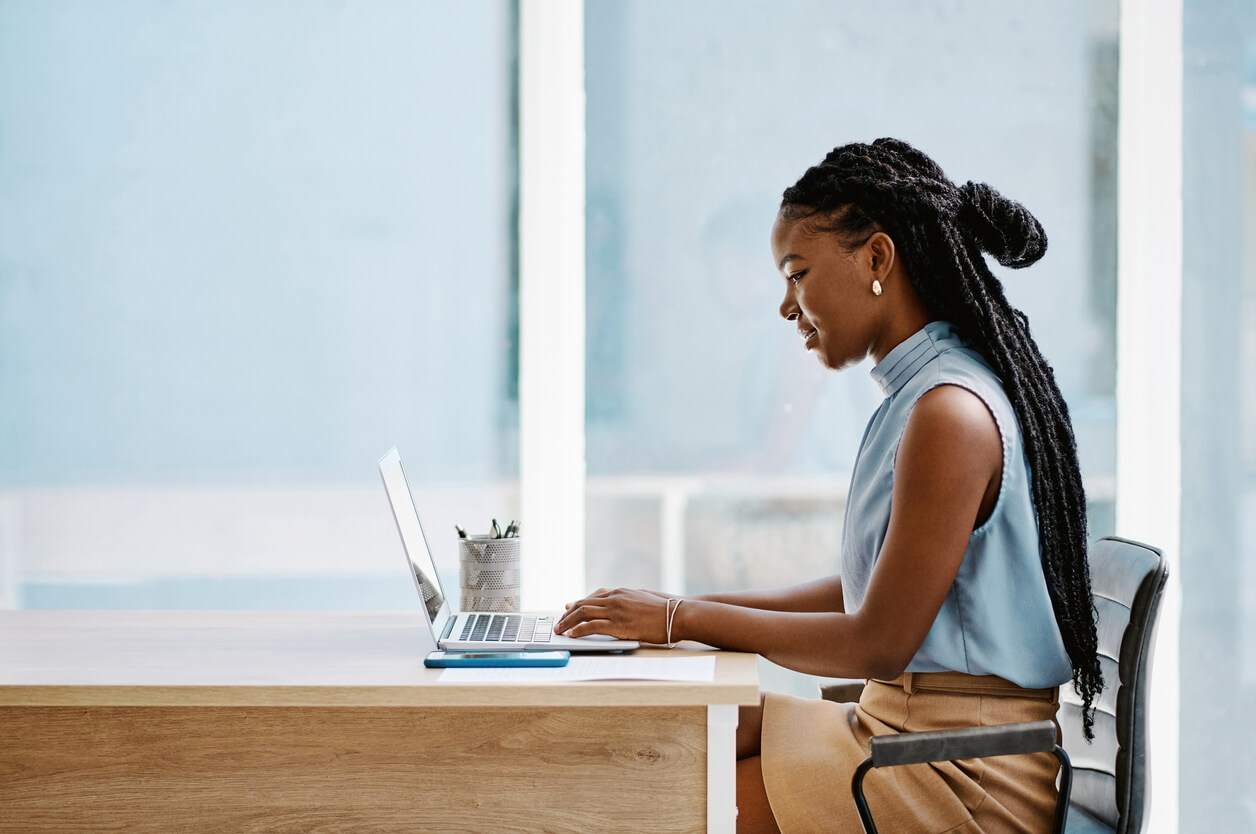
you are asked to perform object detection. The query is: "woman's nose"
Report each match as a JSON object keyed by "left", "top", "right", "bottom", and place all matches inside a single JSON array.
[{"left": 780, "top": 291, "right": 800, "bottom": 321}]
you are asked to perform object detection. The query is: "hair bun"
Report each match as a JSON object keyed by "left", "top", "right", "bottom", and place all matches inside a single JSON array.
[{"left": 958, "top": 181, "right": 1047, "bottom": 268}]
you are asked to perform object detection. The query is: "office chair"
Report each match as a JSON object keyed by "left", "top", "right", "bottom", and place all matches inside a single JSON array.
[{"left": 824, "top": 536, "right": 1169, "bottom": 834}]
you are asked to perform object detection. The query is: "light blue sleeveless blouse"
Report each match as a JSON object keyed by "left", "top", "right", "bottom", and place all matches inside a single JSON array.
[{"left": 841, "top": 321, "right": 1072, "bottom": 688}]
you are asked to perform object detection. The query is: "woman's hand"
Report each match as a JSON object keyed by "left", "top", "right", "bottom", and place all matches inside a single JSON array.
[{"left": 555, "top": 588, "right": 674, "bottom": 644}]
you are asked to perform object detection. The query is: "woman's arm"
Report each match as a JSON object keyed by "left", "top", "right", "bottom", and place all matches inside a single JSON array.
[
  {"left": 568, "top": 576, "right": 842, "bottom": 616},
  {"left": 694, "top": 575, "right": 844, "bottom": 613},
  {"left": 556, "top": 385, "right": 1002, "bottom": 680}
]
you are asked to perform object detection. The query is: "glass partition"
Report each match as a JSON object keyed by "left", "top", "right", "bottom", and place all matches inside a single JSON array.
[
  {"left": 0, "top": 0, "right": 518, "bottom": 609},
  {"left": 1180, "top": 0, "right": 1256, "bottom": 826},
  {"left": 583, "top": 0, "right": 1120, "bottom": 695}
]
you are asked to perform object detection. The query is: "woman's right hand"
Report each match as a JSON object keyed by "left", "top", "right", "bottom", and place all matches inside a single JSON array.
[{"left": 555, "top": 588, "right": 677, "bottom": 644}]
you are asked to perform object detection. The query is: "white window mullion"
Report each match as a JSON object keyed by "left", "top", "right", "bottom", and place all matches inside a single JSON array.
[
  {"left": 518, "top": 0, "right": 586, "bottom": 611},
  {"left": 1116, "top": 1, "right": 1182, "bottom": 831}
]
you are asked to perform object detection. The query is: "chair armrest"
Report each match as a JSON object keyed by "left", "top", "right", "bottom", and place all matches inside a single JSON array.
[
  {"left": 852, "top": 721, "right": 1073, "bottom": 834},
  {"left": 868, "top": 720, "right": 1059, "bottom": 768}
]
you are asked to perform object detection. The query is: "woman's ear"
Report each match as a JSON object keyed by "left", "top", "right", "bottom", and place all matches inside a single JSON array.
[{"left": 866, "top": 232, "right": 896, "bottom": 278}]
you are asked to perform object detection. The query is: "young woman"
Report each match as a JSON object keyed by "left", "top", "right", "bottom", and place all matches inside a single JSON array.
[{"left": 555, "top": 138, "right": 1102, "bottom": 833}]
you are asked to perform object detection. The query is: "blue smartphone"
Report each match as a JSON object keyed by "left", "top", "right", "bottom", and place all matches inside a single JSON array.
[{"left": 423, "top": 650, "right": 570, "bottom": 668}]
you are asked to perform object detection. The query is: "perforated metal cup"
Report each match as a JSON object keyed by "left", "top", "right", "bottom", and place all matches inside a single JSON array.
[{"left": 458, "top": 535, "right": 521, "bottom": 613}]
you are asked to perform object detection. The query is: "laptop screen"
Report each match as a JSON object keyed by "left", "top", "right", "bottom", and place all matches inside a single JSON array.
[{"left": 378, "top": 448, "right": 448, "bottom": 626}]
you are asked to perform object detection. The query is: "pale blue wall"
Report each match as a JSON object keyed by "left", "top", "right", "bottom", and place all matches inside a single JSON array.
[
  {"left": 0, "top": 0, "right": 516, "bottom": 487},
  {"left": 585, "top": 0, "right": 1116, "bottom": 486}
]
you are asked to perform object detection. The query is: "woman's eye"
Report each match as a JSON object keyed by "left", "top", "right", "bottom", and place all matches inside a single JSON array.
[{"left": 789, "top": 270, "right": 807, "bottom": 285}]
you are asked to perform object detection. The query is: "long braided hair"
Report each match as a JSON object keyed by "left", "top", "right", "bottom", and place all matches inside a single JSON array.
[{"left": 781, "top": 137, "right": 1103, "bottom": 738}]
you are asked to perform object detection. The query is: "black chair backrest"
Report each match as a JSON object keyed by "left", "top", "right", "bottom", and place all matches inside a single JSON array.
[{"left": 1057, "top": 536, "right": 1168, "bottom": 834}]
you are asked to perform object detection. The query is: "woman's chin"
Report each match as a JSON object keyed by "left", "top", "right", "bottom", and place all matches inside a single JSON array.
[{"left": 819, "top": 350, "right": 863, "bottom": 373}]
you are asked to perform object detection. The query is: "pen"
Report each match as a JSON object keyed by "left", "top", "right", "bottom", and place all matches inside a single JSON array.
[
  {"left": 491, "top": 519, "right": 502, "bottom": 539},
  {"left": 455, "top": 525, "right": 467, "bottom": 539}
]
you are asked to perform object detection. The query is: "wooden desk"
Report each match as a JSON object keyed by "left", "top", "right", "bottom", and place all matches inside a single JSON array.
[{"left": 0, "top": 611, "right": 759, "bottom": 833}]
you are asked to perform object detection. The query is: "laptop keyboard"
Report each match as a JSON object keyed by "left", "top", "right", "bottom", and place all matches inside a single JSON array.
[{"left": 458, "top": 614, "right": 553, "bottom": 644}]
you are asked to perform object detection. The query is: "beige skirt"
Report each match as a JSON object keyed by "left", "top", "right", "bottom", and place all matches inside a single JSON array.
[{"left": 761, "top": 672, "right": 1062, "bottom": 834}]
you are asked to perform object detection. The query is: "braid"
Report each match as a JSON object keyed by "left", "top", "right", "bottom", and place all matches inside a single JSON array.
[{"left": 782, "top": 138, "right": 1104, "bottom": 739}]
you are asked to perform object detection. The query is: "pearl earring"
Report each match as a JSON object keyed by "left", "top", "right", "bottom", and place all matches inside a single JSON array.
[{"left": 872, "top": 280, "right": 883, "bottom": 296}]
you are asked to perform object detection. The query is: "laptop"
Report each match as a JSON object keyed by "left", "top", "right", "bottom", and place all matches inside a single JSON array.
[{"left": 378, "top": 448, "right": 639, "bottom": 653}]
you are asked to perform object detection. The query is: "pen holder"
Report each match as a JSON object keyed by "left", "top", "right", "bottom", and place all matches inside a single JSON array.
[{"left": 458, "top": 536, "right": 521, "bottom": 613}]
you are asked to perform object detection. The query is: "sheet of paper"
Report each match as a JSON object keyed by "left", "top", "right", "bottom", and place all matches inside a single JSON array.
[{"left": 437, "top": 655, "right": 716, "bottom": 684}]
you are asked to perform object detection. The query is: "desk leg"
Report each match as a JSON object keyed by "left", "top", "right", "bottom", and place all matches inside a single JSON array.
[{"left": 708, "top": 704, "right": 738, "bottom": 833}]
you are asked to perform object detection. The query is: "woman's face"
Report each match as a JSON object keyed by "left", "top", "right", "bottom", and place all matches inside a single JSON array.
[{"left": 771, "top": 213, "right": 885, "bottom": 372}]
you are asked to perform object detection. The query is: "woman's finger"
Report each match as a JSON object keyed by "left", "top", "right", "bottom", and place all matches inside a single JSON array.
[
  {"left": 555, "top": 602, "right": 608, "bottom": 633},
  {"left": 562, "top": 617, "right": 621, "bottom": 639},
  {"left": 563, "top": 592, "right": 610, "bottom": 611}
]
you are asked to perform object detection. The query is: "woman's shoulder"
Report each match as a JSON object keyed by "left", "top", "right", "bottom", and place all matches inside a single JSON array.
[
  {"left": 900, "top": 382, "right": 1003, "bottom": 475},
  {"left": 876, "top": 321, "right": 1017, "bottom": 447},
  {"left": 923, "top": 332, "right": 1017, "bottom": 424},
  {"left": 888, "top": 331, "right": 1018, "bottom": 462}
]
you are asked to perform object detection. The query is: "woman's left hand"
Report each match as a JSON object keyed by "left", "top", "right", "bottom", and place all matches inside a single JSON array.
[{"left": 555, "top": 588, "right": 673, "bottom": 644}]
